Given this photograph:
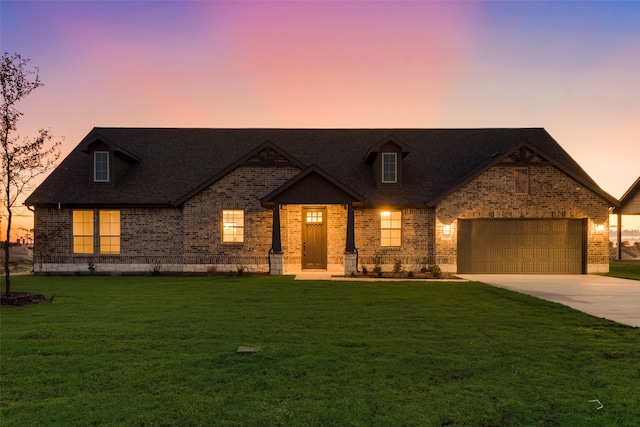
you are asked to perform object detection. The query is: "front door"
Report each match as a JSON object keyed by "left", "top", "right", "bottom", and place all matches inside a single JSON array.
[{"left": 301, "top": 207, "right": 327, "bottom": 269}]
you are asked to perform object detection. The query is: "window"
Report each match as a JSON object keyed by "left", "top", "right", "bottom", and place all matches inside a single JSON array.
[
  {"left": 73, "top": 210, "right": 94, "bottom": 254},
  {"left": 306, "top": 211, "right": 323, "bottom": 223},
  {"left": 514, "top": 168, "right": 529, "bottom": 194},
  {"left": 99, "top": 210, "right": 120, "bottom": 254},
  {"left": 382, "top": 153, "right": 397, "bottom": 183},
  {"left": 380, "top": 210, "right": 401, "bottom": 246},
  {"left": 94, "top": 151, "right": 109, "bottom": 182},
  {"left": 222, "top": 210, "right": 244, "bottom": 243}
]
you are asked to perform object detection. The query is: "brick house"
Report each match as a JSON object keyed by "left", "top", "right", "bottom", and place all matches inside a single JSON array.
[{"left": 25, "top": 128, "right": 617, "bottom": 275}]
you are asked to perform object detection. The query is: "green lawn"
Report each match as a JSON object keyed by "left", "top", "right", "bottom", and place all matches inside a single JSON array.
[
  {"left": 607, "top": 260, "right": 640, "bottom": 280},
  {"left": 1, "top": 276, "right": 639, "bottom": 426}
]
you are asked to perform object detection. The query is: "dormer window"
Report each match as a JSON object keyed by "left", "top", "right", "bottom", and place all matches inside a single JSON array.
[
  {"left": 364, "top": 136, "right": 409, "bottom": 188},
  {"left": 382, "top": 153, "right": 397, "bottom": 183},
  {"left": 94, "top": 151, "right": 109, "bottom": 182}
]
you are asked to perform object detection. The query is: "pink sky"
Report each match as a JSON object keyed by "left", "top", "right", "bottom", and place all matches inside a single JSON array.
[{"left": 1, "top": 1, "right": 639, "bottom": 240}]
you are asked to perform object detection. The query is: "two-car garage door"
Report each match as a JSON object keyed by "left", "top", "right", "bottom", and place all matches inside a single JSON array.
[{"left": 457, "top": 219, "right": 585, "bottom": 274}]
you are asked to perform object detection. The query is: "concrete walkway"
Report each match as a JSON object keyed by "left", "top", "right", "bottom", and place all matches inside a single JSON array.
[{"left": 459, "top": 274, "right": 640, "bottom": 328}]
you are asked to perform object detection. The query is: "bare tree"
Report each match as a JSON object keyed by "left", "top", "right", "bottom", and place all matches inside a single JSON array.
[{"left": 2, "top": 52, "right": 61, "bottom": 296}]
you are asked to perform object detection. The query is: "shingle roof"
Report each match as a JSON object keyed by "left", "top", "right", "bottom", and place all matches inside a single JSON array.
[{"left": 25, "top": 127, "right": 617, "bottom": 208}]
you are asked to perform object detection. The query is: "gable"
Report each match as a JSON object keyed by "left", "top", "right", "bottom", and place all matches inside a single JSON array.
[
  {"left": 174, "top": 141, "right": 306, "bottom": 206},
  {"left": 262, "top": 165, "right": 364, "bottom": 206},
  {"left": 614, "top": 176, "right": 640, "bottom": 214},
  {"left": 427, "top": 141, "right": 617, "bottom": 206}
]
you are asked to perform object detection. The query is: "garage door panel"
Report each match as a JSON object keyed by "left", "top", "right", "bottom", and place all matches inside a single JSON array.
[{"left": 458, "top": 219, "right": 584, "bottom": 274}]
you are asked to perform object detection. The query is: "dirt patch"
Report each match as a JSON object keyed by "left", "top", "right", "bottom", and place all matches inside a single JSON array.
[{"left": 0, "top": 291, "right": 49, "bottom": 307}]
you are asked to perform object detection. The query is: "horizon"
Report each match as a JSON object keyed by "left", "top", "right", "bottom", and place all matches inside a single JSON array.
[{"left": 2, "top": 1, "right": 639, "bottom": 240}]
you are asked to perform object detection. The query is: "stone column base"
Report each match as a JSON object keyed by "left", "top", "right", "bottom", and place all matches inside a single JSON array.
[
  {"left": 344, "top": 253, "right": 357, "bottom": 276},
  {"left": 270, "top": 253, "right": 283, "bottom": 275}
]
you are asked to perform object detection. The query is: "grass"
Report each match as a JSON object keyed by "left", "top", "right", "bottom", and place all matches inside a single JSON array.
[
  {"left": 1, "top": 276, "right": 639, "bottom": 426},
  {"left": 607, "top": 260, "right": 640, "bottom": 280}
]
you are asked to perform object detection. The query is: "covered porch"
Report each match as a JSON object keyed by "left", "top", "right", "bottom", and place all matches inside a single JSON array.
[{"left": 261, "top": 165, "right": 364, "bottom": 276}]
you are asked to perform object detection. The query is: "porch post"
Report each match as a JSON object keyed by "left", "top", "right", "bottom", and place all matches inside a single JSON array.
[
  {"left": 617, "top": 213, "right": 622, "bottom": 260},
  {"left": 344, "top": 203, "right": 357, "bottom": 275},
  {"left": 345, "top": 203, "right": 355, "bottom": 253},
  {"left": 270, "top": 204, "right": 283, "bottom": 275},
  {"left": 272, "top": 204, "right": 282, "bottom": 254}
]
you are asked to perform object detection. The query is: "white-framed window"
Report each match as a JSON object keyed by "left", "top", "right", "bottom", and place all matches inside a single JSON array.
[
  {"left": 94, "top": 151, "right": 109, "bottom": 182},
  {"left": 514, "top": 167, "right": 529, "bottom": 195},
  {"left": 99, "top": 210, "right": 121, "bottom": 254},
  {"left": 73, "top": 210, "right": 94, "bottom": 254},
  {"left": 382, "top": 153, "right": 397, "bottom": 183},
  {"left": 380, "top": 210, "right": 401, "bottom": 246},
  {"left": 222, "top": 210, "right": 244, "bottom": 243}
]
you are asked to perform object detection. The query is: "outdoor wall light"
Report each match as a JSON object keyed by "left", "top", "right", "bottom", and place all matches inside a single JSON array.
[
  {"left": 442, "top": 224, "right": 452, "bottom": 236},
  {"left": 380, "top": 211, "right": 391, "bottom": 217},
  {"left": 595, "top": 224, "right": 605, "bottom": 234}
]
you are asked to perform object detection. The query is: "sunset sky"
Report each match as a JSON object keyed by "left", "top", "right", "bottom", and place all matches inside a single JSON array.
[{"left": 1, "top": 1, "right": 639, "bottom": 240}]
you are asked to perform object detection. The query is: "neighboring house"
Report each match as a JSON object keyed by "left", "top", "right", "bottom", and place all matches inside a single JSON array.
[
  {"left": 25, "top": 128, "right": 617, "bottom": 275},
  {"left": 612, "top": 176, "right": 640, "bottom": 259}
]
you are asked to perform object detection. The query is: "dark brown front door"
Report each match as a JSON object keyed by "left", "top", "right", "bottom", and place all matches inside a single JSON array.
[{"left": 302, "top": 208, "right": 327, "bottom": 269}]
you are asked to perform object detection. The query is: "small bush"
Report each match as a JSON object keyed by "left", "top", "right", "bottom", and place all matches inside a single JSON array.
[
  {"left": 361, "top": 265, "right": 368, "bottom": 276},
  {"left": 373, "top": 252, "right": 383, "bottom": 277},
  {"left": 150, "top": 264, "right": 162, "bottom": 276},
  {"left": 428, "top": 264, "right": 442, "bottom": 278},
  {"left": 236, "top": 265, "right": 246, "bottom": 277},
  {"left": 373, "top": 266, "right": 383, "bottom": 277},
  {"left": 420, "top": 257, "right": 429, "bottom": 273},
  {"left": 393, "top": 259, "right": 403, "bottom": 274},
  {"left": 407, "top": 271, "right": 414, "bottom": 278}
]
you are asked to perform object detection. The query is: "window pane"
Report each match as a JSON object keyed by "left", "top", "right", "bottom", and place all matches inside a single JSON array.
[
  {"left": 382, "top": 153, "right": 397, "bottom": 183},
  {"left": 100, "top": 237, "right": 120, "bottom": 254},
  {"left": 73, "top": 236, "right": 94, "bottom": 254},
  {"left": 306, "top": 212, "right": 322, "bottom": 223},
  {"left": 73, "top": 210, "right": 94, "bottom": 254},
  {"left": 94, "top": 152, "right": 109, "bottom": 182},
  {"left": 222, "top": 210, "right": 244, "bottom": 242},
  {"left": 380, "top": 210, "right": 401, "bottom": 246},
  {"left": 99, "top": 210, "right": 120, "bottom": 254}
]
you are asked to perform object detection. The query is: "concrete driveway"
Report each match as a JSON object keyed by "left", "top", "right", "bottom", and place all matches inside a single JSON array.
[{"left": 458, "top": 274, "right": 640, "bottom": 328}]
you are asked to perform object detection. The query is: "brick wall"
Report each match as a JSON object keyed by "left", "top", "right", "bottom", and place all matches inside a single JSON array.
[
  {"left": 182, "top": 165, "right": 300, "bottom": 268},
  {"left": 436, "top": 162, "right": 610, "bottom": 272},
  {"left": 33, "top": 165, "right": 300, "bottom": 274},
  {"left": 354, "top": 208, "right": 434, "bottom": 272}
]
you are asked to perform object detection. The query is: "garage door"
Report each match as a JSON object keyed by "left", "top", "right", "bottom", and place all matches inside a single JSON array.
[{"left": 457, "top": 219, "right": 585, "bottom": 274}]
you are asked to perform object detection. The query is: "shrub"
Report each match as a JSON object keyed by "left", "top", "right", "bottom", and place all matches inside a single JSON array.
[
  {"left": 361, "top": 265, "right": 368, "bottom": 276},
  {"left": 393, "top": 259, "right": 403, "bottom": 274},
  {"left": 373, "top": 266, "right": 383, "bottom": 277},
  {"left": 150, "top": 264, "right": 162, "bottom": 276},
  {"left": 428, "top": 264, "right": 442, "bottom": 278},
  {"left": 236, "top": 265, "right": 246, "bottom": 277},
  {"left": 420, "top": 257, "right": 429, "bottom": 273},
  {"left": 373, "top": 253, "right": 383, "bottom": 277}
]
